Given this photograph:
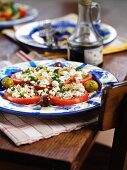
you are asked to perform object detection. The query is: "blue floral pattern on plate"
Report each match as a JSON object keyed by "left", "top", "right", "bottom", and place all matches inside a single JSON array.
[
  {"left": 15, "top": 19, "right": 117, "bottom": 52},
  {"left": 0, "top": 60, "right": 118, "bottom": 118}
]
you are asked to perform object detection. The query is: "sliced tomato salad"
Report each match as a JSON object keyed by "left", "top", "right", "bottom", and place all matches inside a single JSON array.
[
  {"left": 80, "top": 73, "right": 92, "bottom": 85},
  {"left": 3, "top": 84, "right": 41, "bottom": 105},
  {"left": 2, "top": 62, "right": 99, "bottom": 106},
  {"left": 11, "top": 73, "right": 51, "bottom": 90},
  {"left": 0, "top": 1, "right": 27, "bottom": 21},
  {"left": 11, "top": 73, "right": 26, "bottom": 85},
  {"left": 65, "top": 73, "right": 92, "bottom": 84},
  {"left": 50, "top": 91, "right": 89, "bottom": 106},
  {"left": 4, "top": 91, "right": 41, "bottom": 105}
]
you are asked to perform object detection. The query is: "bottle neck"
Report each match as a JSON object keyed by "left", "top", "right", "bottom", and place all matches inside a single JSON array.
[
  {"left": 68, "top": 0, "right": 103, "bottom": 47},
  {"left": 78, "top": 1, "right": 92, "bottom": 24}
]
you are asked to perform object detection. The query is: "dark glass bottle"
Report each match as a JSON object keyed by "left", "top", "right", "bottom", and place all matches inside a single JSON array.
[{"left": 67, "top": 0, "right": 103, "bottom": 66}]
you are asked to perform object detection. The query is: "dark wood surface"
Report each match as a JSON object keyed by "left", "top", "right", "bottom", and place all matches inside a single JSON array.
[
  {"left": 0, "top": 0, "right": 127, "bottom": 170},
  {"left": 0, "top": 125, "right": 98, "bottom": 170}
]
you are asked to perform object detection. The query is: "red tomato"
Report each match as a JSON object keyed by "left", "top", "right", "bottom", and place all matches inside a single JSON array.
[
  {"left": 50, "top": 91, "right": 89, "bottom": 106},
  {"left": 0, "top": 12, "right": 12, "bottom": 20},
  {"left": 11, "top": 73, "right": 26, "bottom": 85},
  {"left": 19, "top": 8, "right": 27, "bottom": 18},
  {"left": 65, "top": 73, "right": 92, "bottom": 85},
  {"left": 32, "top": 84, "right": 52, "bottom": 90},
  {"left": 65, "top": 76, "right": 76, "bottom": 84},
  {"left": 80, "top": 73, "right": 92, "bottom": 85},
  {"left": 11, "top": 73, "right": 52, "bottom": 90},
  {"left": 4, "top": 91, "right": 41, "bottom": 105},
  {"left": 0, "top": 13, "right": 10, "bottom": 20},
  {"left": 4, "top": 13, "right": 12, "bottom": 19},
  {"left": 32, "top": 85, "right": 44, "bottom": 90}
]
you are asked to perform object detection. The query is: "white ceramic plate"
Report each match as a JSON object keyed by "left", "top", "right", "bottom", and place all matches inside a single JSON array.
[
  {"left": 0, "top": 60, "right": 118, "bottom": 118},
  {"left": 0, "top": 3, "right": 38, "bottom": 28}
]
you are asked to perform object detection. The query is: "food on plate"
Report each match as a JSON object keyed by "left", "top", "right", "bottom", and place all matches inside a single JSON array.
[
  {"left": 4, "top": 84, "right": 41, "bottom": 104},
  {"left": 49, "top": 91, "right": 88, "bottom": 106},
  {"left": 2, "top": 62, "right": 100, "bottom": 106},
  {"left": 2, "top": 77, "right": 14, "bottom": 88},
  {"left": 0, "top": 1, "right": 27, "bottom": 21},
  {"left": 84, "top": 80, "right": 99, "bottom": 93}
]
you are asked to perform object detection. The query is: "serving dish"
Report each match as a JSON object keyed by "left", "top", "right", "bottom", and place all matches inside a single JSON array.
[{"left": 0, "top": 60, "right": 118, "bottom": 118}]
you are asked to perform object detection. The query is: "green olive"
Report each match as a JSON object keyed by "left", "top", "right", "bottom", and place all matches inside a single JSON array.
[
  {"left": 2, "top": 77, "right": 14, "bottom": 88},
  {"left": 84, "top": 80, "right": 99, "bottom": 93}
]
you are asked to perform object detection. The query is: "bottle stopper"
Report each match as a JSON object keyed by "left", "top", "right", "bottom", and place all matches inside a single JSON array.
[{"left": 79, "top": 0, "right": 92, "bottom": 5}]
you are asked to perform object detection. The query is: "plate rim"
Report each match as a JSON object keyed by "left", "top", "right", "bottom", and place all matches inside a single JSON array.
[{"left": 101, "top": 23, "right": 117, "bottom": 45}]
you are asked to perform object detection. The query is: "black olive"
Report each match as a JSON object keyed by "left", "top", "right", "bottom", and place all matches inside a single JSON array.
[
  {"left": 54, "top": 62, "right": 63, "bottom": 67},
  {"left": 40, "top": 95, "right": 51, "bottom": 107}
]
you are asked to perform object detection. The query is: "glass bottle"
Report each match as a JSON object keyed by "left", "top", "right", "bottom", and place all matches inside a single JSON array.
[{"left": 67, "top": 0, "right": 103, "bottom": 66}]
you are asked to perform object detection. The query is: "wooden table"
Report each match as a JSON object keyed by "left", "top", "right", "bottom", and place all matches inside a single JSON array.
[{"left": 0, "top": 0, "right": 127, "bottom": 170}]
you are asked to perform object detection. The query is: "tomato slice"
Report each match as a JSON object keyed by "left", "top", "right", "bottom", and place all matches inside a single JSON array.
[
  {"left": 4, "top": 91, "right": 41, "bottom": 105},
  {"left": 65, "top": 73, "right": 92, "bottom": 85},
  {"left": 19, "top": 9, "right": 27, "bottom": 18},
  {"left": 0, "top": 13, "right": 12, "bottom": 20},
  {"left": 11, "top": 73, "right": 51, "bottom": 90},
  {"left": 32, "top": 84, "right": 52, "bottom": 90},
  {"left": 11, "top": 73, "right": 26, "bottom": 85},
  {"left": 80, "top": 73, "right": 92, "bottom": 85},
  {"left": 50, "top": 91, "right": 89, "bottom": 106}
]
